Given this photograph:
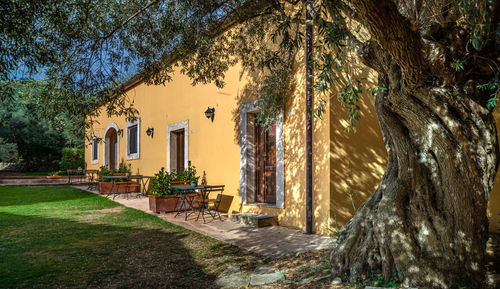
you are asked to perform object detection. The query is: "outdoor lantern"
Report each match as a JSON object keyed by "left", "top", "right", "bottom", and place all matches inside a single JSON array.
[
  {"left": 204, "top": 107, "right": 215, "bottom": 122},
  {"left": 92, "top": 136, "right": 102, "bottom": 142},
  {"left": 146, "top": 127, "right": 154, "bottom": 137},
  {"left": 117, "top": 129, "right": 123, "bottom": 136}
]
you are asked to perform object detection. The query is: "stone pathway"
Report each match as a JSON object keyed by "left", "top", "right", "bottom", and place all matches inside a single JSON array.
[
  {"left": 74, "top": 185, "right": 334, "bottom": 258},
  {"left": 216, "top": 265, "right": 286, "bottom": 288}
]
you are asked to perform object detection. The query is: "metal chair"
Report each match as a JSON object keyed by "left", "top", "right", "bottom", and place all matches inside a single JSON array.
[{"left": 196, "top": 185, "right": 225, "bottom": 222}]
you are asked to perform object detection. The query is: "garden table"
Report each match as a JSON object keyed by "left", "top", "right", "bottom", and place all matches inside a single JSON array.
[
  {"left": 170, "top": 185, "right": 207, "bottom": 221},
  {"left": 102, "top": 175, "right": 126, "bottom": 200},
  {"left": 102, "top": 175, "right": 136, "bottom": 199},
  {"left": 67, "top": 169, "right": 85, "bottom": 184}
]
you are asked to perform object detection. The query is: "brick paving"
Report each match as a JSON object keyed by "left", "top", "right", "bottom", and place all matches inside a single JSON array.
[{"left": 74, "top": 185, "right": 334, "bottom": 258}]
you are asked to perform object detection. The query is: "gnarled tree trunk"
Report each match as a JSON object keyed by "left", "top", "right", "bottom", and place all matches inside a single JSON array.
[
  {"left": 327, "top": 0, "right": 499, "bottom": 287},
  {"left": 330, "top": 41, "right": 499, "bottom": 288}
]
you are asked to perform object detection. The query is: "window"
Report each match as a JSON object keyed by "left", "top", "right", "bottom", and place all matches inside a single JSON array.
[
  {"left": 128, "top": 125, "right": 138, "bottom": 154},
  {"left": 126, "top": 118, "right": 140, "bottom": 160},
  {"left": 91, "top": 136, "right": 99, "bottom": 164}
]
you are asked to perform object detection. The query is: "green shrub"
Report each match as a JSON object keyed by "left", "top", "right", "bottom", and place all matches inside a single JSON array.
[
  {"left": 150, "top": 167, "right": 173, "bottom": 196},
  {"left": 149, "top": 162, "right": 201, "bottom": 196},
  {"left": 176, "top": 161, "right": 200, "bottom": 184},
  {"left": 59, "top": 148, "right": 85, "bottom": 171},
  {"left": 97, "top": 161, "right": 131, "bottom": 182},
  {"left": 116, "top": 161, "right": 131, "bottom": 174}
]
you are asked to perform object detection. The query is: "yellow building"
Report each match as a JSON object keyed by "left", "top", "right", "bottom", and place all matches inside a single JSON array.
[{"left": 85, "top": 60, "right": 500, "bottom": 236}]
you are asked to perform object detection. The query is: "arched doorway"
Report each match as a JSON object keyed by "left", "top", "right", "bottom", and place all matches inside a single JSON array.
[{"left": 104, "top": 123, "right": 120, "bottom": 170}]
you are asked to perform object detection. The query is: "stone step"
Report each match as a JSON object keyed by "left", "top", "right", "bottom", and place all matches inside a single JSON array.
[{"left": 228, "top": 213, "right": 278, "bottom": 228}]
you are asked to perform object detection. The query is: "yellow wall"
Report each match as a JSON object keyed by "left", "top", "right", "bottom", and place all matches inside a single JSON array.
[
  {"left": 86, "top": 59, "right": 500, "bottom": 235},
  {"left": 86, "top": 64, "right": 245, "bottom": 214}
]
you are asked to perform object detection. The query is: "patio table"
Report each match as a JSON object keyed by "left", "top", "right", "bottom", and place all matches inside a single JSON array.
[
  {"left": 170, "top": 185, "right": 207, "bottom": 221},
  {"left": 67, "top": 169, "right": 85, "bottom": 184}
]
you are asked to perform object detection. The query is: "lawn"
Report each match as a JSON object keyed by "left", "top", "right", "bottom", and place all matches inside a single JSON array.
[
  {"left": 22, "top": 172, "right": 51, "bottom": 176},
  {"left": 0, "top": 186, "right": 254, "bottom": 288}
]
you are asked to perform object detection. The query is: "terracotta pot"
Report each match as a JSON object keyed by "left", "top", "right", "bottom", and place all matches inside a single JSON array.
[
  {"left": 98, "top": 181, "right": 138, "bottom": 194},
  {"left": 148, "top": 193, "right": 199, "bottom": 213},
  {"left": 46, "top": 176, "right": 62, "bottom": 179}
]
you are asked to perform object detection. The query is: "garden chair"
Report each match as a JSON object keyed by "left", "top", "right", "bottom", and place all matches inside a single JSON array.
[{"left": 196, "top": 185, "right": 225, "bottom": 223}]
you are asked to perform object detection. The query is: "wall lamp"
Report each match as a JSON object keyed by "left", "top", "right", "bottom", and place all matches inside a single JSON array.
[
  {"left": 117, "top": 129, "right": 123, "bottom": 137},
  {"left": 146, "top": 127, "right": 154, "bottom": 137},
  {"left": 204, "top": 107, "right": 215, "bottom": 122}
]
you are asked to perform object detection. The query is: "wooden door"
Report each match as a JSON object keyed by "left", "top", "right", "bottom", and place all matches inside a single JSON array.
[
  {"left": 255, "top": 121, "right": 277, "bottom": 203},
  {"left": 108, "top": 129, "right": 117, "bottom": 170},
  {"left": 174, "top": 130, "right": 185, "bottom": 172}
]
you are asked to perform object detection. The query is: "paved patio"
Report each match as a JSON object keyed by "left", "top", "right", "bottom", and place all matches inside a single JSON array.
[{"left": 74, "top": 185, "right": 334, "bottom": 258}]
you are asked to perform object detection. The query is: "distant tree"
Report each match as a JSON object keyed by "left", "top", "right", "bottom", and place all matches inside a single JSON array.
[
  {"left": 0, "top": 80, "right": 84, "bottom": 170},
  {"left": 1, "top": 0, "right": 499, "bottom": 288},
  {"left": 0, "top": 138, "right": 19, "bottom": 163}
]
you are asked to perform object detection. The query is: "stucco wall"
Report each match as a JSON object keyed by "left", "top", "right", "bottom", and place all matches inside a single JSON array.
[
  {"left": 86, "top": 60, "right": 500, "bottom": 234},
  {"left": 86, "top": 64, "right": 244, "bottom": 214}
]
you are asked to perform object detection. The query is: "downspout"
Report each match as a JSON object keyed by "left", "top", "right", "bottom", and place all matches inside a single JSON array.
[{"left": 305, "top": 0, "right": 314, "bottom": 234}]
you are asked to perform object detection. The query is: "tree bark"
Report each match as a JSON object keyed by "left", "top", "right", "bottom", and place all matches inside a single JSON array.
[{"left": 330, "top": 41, "right": 499, "bottom": 288}]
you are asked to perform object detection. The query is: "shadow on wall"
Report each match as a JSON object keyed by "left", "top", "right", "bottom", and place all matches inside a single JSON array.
[
  {"left": 329, "top": 66, "right": 388, "bottom": 233},
  {"left": 231, "top": 58, "right": 305, "bottom": 230}
]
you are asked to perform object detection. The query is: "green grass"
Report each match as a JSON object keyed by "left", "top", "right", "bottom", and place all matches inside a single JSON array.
[
  {"left": 0, "top": 186, "right": 253, "bottom": 288},
  {"left": 22, "top": 172, "right": 51, "bottom": 176}
]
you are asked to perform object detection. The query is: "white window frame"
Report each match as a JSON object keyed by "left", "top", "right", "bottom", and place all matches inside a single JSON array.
[
  {"left": 166, "top": 119, "right": 189, "bottom": 173},
  {"left": 126, "top": 118, "right": 140, "bottom": 160},
  {"left": 240, "top": 100, "right": 284, "bottom": 208},
  {"left": 91, "top": 134, "right": 99, "bottom": 164}
]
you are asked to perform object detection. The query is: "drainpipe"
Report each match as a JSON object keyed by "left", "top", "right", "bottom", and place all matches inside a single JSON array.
[{"left": 305, "top": 0, "right": 314, "bottom": 235}]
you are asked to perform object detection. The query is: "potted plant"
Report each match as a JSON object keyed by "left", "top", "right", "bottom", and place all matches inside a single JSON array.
[
  {"left": 148, "top": 168, "right": 181, "bottom": 213},
  {"left": 98, "top": 162, "right": 137, "bottom": 194},
  {"left": 185, "top": 161, "right": 200, "bottom": 186}
]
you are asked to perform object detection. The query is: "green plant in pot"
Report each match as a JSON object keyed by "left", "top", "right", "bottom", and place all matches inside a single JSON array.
[
  {"left": 185, "top": 161, "right": 200, "bottom": 186},
  {"left": 98, "top": 166, "right": 113, "bottom": 182},
  {"left": 150, "top": 167, "right": 175, "bottom": 196}
]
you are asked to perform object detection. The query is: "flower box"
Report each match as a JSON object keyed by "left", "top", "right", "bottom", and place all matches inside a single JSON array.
[
  {"left": 98, "top": 181, "right": 138, "bottom": 194},
  {"left": 148, "top": 193, "right": 199, "bottom": 213},
  {"left": 46, "top": 176, "right": 62, "bottom": 179}
]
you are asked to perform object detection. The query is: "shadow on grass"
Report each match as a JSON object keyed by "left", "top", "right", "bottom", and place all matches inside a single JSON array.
[
  {"left": 0, "top": 186, "right": 96, "bottom": 207},
  {"left": 0, "top": 210, "right": 219, "bottom": 289}
]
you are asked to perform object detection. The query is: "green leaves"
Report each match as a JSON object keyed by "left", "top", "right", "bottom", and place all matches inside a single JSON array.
[
  {"left": 477, "top": 76, "right": 499, "bottom": 108},
  {"left": 313, "top": 98, "right": 327, "bottom": 119},
  {"left": 459, "top": 0, "right": 493, "bottom": 52},
  {"left": 451, "top": 59, "right": 466, "bottom": 71}
]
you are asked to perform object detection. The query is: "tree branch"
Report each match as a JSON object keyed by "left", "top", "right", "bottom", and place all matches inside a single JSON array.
[
  {"left": 344, "top": 0, "right": 427, "bottom": 86},
  {"left": 101, "top": 0, "right": 160, "bottom": 40}
]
